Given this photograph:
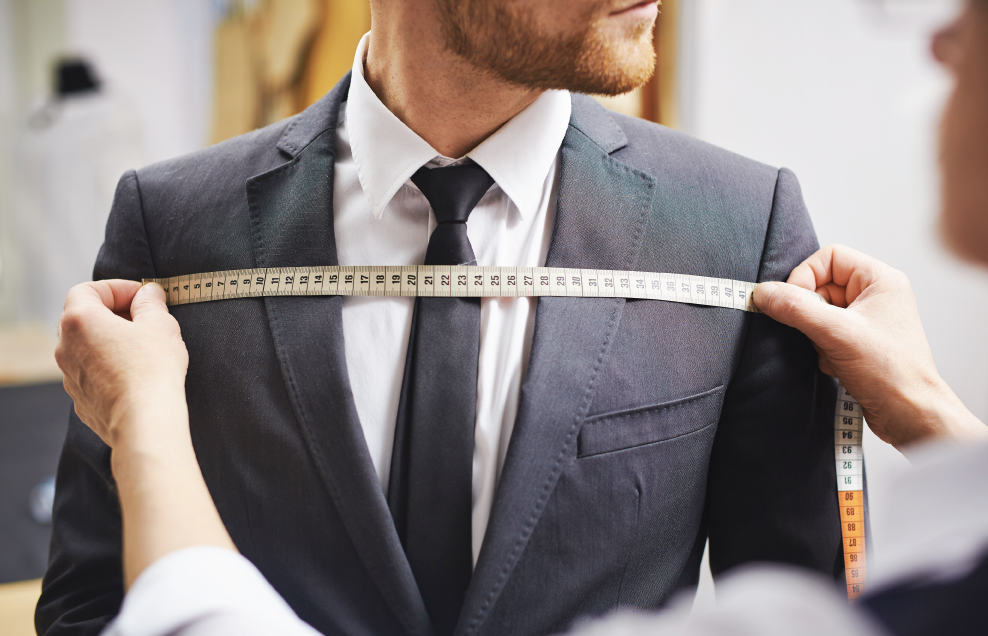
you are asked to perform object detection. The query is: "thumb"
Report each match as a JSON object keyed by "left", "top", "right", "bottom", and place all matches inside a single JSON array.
[
  {"left": 130, "top": 283, "right": 170, "bottom": 323},
  {"left": 754, "top": 281, "right": 845, "bottom": 347}
]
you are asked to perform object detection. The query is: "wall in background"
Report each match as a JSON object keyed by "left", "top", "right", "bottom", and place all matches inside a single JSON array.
[
  {"left": 0, "top": 0, "right": 217, "bottom": 326},
  {"left": 210, "top": 0, "right": 370, "bottom": 144},
  {"left": 681, "top": 0, "right": 984, "bottom": 596},
  {"left": 0, "top": 0, "right": 21, "bottom": 322},
  {"left": 0, "top": 0, "right": 67, "bottom": 322},
  {"left": 1, "top": 0, "right": 982, "bottom": 605},
  {"left": 65, "top": 0, "right": 216, "bottom": 164},
  {"left": 595, "top": 0, "right": 680, "bottom": 125}
]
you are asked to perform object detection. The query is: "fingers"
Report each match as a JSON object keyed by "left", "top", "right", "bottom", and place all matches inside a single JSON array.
[
  {"left": 786, "top": 245, "right": 863, "bottom": 296},
  {"left": 815, "top": 282, "right": 848, "bottom": 308},
  {"left": 753, "top": 281, "right": 846, "bottom": 349},
  {"left": 828, "top": 246, "right": 887, "bottom": 304},
  {"left": 59, "top": 281, "right": 137, "bottom": 366},
  {"left": 129, "top": 283, "right": 170, "bottom": 324},
  {"left": 57, "top": 280, "right": 144, "bottom": 390},
  {"left": 104, "top": 280, "right": 144, "bottom": 316},
  {"left": 785, "top": 245, "right": 894, "bottom": 307},
  {"left": 785, "top": 259, "right": 820, "bottom": 292},
  {"left": 787, "top": 246, "right": 838, "bottom": 290},
  {"left": 65, "top": 280, "right": 143, "bottom": 315}
]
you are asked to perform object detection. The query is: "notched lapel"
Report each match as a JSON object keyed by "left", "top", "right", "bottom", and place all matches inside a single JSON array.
[
  {"left": 459, "top": 101, "right": 656, "bottom": 636},
  {"left": 247, "top": 76, "right": 434, "bottom": 636}
]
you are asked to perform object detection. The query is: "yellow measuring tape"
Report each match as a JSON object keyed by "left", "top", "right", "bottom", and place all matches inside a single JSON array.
[
  {"left": 145, "top": 265, "right": 866, "bottom": 601},
  {"left": 147, "top": 265, "right": 761, "bottom": 310},
  {"left": 837, "top": 384, "right": 866, "bottom": 601}
]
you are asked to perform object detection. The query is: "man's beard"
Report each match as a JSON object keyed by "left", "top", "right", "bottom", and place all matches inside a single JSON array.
[{"left": 436, "top": 0, "right": 656, "bottom": 96}]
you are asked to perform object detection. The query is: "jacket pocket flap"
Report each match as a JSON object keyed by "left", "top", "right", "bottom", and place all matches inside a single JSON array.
[{"left": 578, "top": 385, "right": 725, "bottom": 458}]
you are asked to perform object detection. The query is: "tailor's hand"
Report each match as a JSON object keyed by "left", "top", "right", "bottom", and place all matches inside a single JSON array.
[
  {"left": 57, "top": 281, "right": 235, "bottom": 588},
  {"left": 754, "top": 244, "right": 987, "bottom": 450},
  {"left": 56, "top": 280, "right": 189, "bottom": 451}
]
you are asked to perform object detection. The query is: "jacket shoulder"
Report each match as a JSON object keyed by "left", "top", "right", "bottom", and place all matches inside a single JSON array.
[
  {"left": 593, "top": 108, "right": 814, "bottom": 283},
  {"left": 134, "top": 117, "right": 297, "bottom": 198},
  {"left": 607, "top": 111, "right": 780, "bottom": 190},
  {"left": 108, "top": 117, "right": 306, "bottom": 278}
]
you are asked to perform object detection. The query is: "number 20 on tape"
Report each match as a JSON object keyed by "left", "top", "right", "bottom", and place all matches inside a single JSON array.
[{"left": 145, "top": 265, "right": 866, "bottom": 602}]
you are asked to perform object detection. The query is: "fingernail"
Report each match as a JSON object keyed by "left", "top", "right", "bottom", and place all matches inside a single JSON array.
[
  {"left": 754, "top": 282, "right": 779, "bottom": 306},
  {"left": 141, "top": 282, "right": 166, "bottom": 300}
]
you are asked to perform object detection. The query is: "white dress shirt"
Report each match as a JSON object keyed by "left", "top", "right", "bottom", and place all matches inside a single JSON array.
[
  {"left": 103, "top": 33, "right": 573, "bottom": 636},
  {"left": 336, "top": 33, "right": 571, "bottom": 562},
  {"left": 101, "top": 38, "right": 988, "bottom": 636}
]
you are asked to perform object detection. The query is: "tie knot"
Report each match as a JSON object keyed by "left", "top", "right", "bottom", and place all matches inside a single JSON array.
[{"left": 411, "top": 163, "right": 494, "bottom": 225}]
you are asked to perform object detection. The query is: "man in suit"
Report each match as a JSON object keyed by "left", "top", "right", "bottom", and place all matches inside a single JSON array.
[{"left": 37, "top": 1, "right": 844, "bottom": 635}]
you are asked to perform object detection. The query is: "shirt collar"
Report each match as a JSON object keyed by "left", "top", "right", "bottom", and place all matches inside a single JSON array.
[{"left": 346, "top": 32, "right": 572, "bottom": 220}]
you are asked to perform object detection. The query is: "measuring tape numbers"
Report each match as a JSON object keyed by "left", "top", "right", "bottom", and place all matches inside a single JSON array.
[
  {"left": 146, "top": 265, "right": 761, "bottom": 311},
  {"left": 145, "top": 265, "right": 865, "bottom": 601},
  {"left": 837, "top": 385, "right": 867, "bottom": 601}
]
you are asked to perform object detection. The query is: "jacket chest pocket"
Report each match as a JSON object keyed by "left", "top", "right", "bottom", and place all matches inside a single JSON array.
[{"left": 577, "top": 385, "right": 725, "bottom": 458}]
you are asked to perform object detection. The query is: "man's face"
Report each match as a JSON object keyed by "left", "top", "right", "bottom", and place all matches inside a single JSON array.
[
  {"left": 436, "top": 0, "right": 659, "bottom": 95},
  {"left": 935, "top": 0, "right": 988, "bottom": 265}
]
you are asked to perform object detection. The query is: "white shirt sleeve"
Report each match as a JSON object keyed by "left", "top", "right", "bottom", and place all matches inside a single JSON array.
[
  {"left": 566, "top": 566, "right": 887, "bottom": 636},
  {"left": 108, "top": 552, "right": 883, "bottom": 636},
  {"left": 868, "top": 440, "right": 988, "bottom": 590},
  {"left": 102, "top": 546, "right": 322, "bottom": 636},
  {"left": 101, "top": 443, "right": 988, "bottom": 636}
]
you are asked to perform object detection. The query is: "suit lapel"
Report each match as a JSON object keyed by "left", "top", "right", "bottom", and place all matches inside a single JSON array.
[
  {"left": 459, "top": 96, "right": 656, "bottom": 636},
  {"left": 247, "top": 74, "right": 434, "bottom": 636}
]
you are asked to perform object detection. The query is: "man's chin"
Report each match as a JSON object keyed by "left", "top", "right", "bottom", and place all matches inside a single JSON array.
[
  {"left": 438, "top": 0, "right": 656, "bottom": 97},
  {"left": 569, "top": 44, "right": 655, "bottom": 96}
]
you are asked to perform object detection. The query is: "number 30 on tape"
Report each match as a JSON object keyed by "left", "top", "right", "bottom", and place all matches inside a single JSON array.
[
  {"left": 146, "top": 265, "right": 761, "bottom": 311},
  {"left": 144, "top": 265, "right": 865, "bottom": 601}
]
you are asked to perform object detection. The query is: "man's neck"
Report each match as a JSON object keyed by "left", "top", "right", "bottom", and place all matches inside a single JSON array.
[{"left": 364, "top": 6, "right": 542, "bottom": 159}]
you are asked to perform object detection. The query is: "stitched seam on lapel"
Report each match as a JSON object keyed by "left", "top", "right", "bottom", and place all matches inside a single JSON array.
[
  {"left": 575, "top": 123, "right": 655, "bottom": 273},
  {"left": 278, "top": 117, "right": 301, "bottom": 155},
  {"left": 278, "top": 117, "right": 337, "bottom": 159},
  {"left": 544, "top": 125, "right": 655, "bottom": 271},
  {"left": 277, "top": 72, "right": 351, "bottom": 157},
  {"left": 565, "top": 119, "right": 620, "bottom": 155},
  {"left": 268, "top": 303, "right": 417, "bottom": 634},
  {"left": 246, "top": 156, "right": 298, "bottom": 269},
  {"left": 568, "top": 95, "right": 629, "bottom": 155},
  {"left": 464, "top": 298, "right": 625, "bottom": 636},
  {"left": 463, "top": 125, "right": 654, "bottom": 635},
  {"left": 629, "top": 170, "right": 651, "bottom": 271},
  {"left": 252, "top": 291, "right": 423, "bottom": 633},
  {"left": 247, "top": 141, "right": 426, "bottom": 636}
]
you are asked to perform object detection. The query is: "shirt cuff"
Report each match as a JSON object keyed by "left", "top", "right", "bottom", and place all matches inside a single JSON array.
[{"left": 103, "top": 546, "right": 320, "bottom": 636}]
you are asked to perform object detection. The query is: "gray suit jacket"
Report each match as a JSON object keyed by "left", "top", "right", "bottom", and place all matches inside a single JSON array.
[{"left": 38, "top": 75, "right": 843, "bottom": 636}]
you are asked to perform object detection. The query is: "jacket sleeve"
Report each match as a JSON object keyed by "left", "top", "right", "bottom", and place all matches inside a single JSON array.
[
  {"left": 36, "top": 170, "right": 157, "bottom": 635},
  {"left": 705, "top": 168, "right": 845, "bottom": 580}
]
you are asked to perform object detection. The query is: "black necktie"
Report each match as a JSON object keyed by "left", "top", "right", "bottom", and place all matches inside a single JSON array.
[{"left": 388, "top": 163, "right": 494, "bottom": 636}]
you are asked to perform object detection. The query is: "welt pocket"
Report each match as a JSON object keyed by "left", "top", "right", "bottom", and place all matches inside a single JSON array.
[{"left": 578, "top": 385, "right": 725, "bottom": 458}]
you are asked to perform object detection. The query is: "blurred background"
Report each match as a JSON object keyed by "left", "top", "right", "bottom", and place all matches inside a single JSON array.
[{"left": 1, "top": 0, "right": 985, "bottom": 632}]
